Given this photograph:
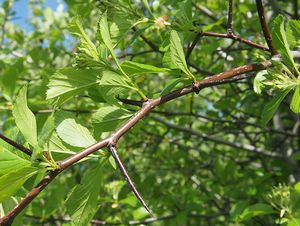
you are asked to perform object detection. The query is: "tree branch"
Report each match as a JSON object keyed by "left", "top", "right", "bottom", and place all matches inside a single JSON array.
[
  {"left": 255, "top": 0, "right": 278, "bottom": 55},
  {"left": 108, "top": 145, "right": 151, "bottom": 215},
  {"left": 0, "top": 133, "right": 32, "bottom": 156},
  {"left": 201, "top": 31, "right": 269, "bottom": 51},
  {"left": 227, "top": 0, "right": 233, "bottom": 35}
]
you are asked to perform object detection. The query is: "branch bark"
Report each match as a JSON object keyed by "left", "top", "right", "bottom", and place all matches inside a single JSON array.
[
  {"left": 108, "top": 145, "right": 151, "bottom": 215},
  {"left": 255, "top": 0, "right": 278, "bottom": 55},
  {"left": 0, "top": 133, "right": 32, "bottom": 156}
]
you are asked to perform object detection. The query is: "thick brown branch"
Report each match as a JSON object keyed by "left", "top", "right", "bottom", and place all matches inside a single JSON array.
[
  {"left": 0, "top": 133, "right": 32, "bottom": 156},
  {"left": 255, "top": 0, "right": 278, "bottom": 55},
  {"left": 108, "top": 145, "right": 151, "bottom": 215}
]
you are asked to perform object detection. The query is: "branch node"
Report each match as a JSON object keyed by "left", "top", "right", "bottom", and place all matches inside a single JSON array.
[{"left": 192, "top": 83, "right": 201, "bottom": 94}]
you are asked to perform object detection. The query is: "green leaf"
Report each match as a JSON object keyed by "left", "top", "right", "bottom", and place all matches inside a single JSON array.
[
  {"left": 100, "top": 70, "right": 133, "bottom": 89},
  {"left": 160, "top": 78, "right": 186, "bottom": 95},
  {"left": 92, "top": 105, "right": 132, "bottom": 132},
  {"left": 98, "top": 12, "right": 120, "bottom": 69},
  {"left": 271, "top": 15, "right": 299, "bottom": 75},
  {"left": 0, "top": 149, "right": 31, "bottom": 176},
  {"left": 1, "top": 59, "right": 23, "bottom": 100},
  {"left": 0, "top": 167, "right": 38, "bottom": 203},
  {"left": 12, "top": 86, "right": 37, "bottom": 147},
  {"left": 261, "top": 89, "right": 291, "bottom": 125},
  {"left": 253, "top": 70, "right": 268, "bottom": 94},
  {"left": 121, "top": 61, "right": 170, "bottom": 76},
  {"left": 46, "top": 68, "right": 100, "bottom": 106},
  {"left": 290, "top": 86, "right": 300, "bottom": 114},
  {"left": 169, "top": 30, "right": 195, "bottom": 80},
  {"left": 65, "top": 160, "right": 106, "bottom": 226},
  {"left": 287, "top": 20, "right": 300, "bottom": 49},
  {"left": 56, "top": 118, "right": 96, "bottom": 148},
  {"left": 142, "top": 0, "right": 154, "bottom": 17},
  {"left": 238, "top": 203, "right": 275, "bottom": 222},
  {"left": 69, "top": 16, "right": 99, "bottom": 62},
  {"left": 230, "top": 201, "right": 250, "bottom": 221},
  {"left": 288, "top": 218, "right": 300, "bottom": 226}
]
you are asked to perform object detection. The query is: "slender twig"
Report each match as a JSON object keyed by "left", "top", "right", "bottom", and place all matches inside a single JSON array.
[
  {"left": 0, "top": 60, "right": 274, "bottom": 225},
  {"left": 108, "top": 145, "right": 152, "bottom": 215},
  {"left": 186, "top": 33, "right": 202, "bottom": 61},
  {"left": 201, "top": 31, "right": 269, "bottom": 51},
  {"left": 227, "top": 0, "right": 233, "bottom": 35},
  {"left": 255, "top": 0, "right": 277, "bottom": 55},
  {"left": 193, "top": 3, "right": 227, "bottom": 28},
  {"left": 131, "top": 27, "right": 161, "bottom": 53},
  {"left": 293, "top": 0, "right": 299, "bottom": 19},
  {"left": 0, "top": 133, "right": 32, "bottom": 156}
]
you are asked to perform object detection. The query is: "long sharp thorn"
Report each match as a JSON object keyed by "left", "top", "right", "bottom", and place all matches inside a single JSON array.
[{"left": 109, "top": 145, "right": 152, "bottom": 215}]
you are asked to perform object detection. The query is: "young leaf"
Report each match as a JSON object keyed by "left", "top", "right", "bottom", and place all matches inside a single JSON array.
[
  {"left": 65, "top": 160, "right": 106, "bottom": 226},
  {"left": 261, "top": 89, "right": 291, "bottom": 125},
  {"left": 69, "top": 16, "right": 99, "bottom": 62},
  {"left": 0, "top": 149, "right": 31, "bottom": 176},
  {"left": 121, "top": 61, "right": 170, "bottom": 76},
  {"left": 290, "top": 85, "right": 300, "bottom": 114},
  {"left": 12, "top": 86, "right": 37, "bottom": 147},
  {"left": 46, "top": 68, "right": 100, "bottom": 106},
  {"left": 56, "top": 118, "right": 97, "bottom": 148},
  {"left": 238, "top": 203, "right": 275, "bottom": 222},
  {"left": 271, "top": 15, "right": 299, "bottom": 75},
  {"left": 287, "top": 20, "right": 300, "bottom": 49},
  {"left": 169, "top": 30, "right": 195, "bottom": 80},
  {"left": 98, "top": 12, "right": 120, "bottom": 69},
  {"left": 92, "top": 106, "right": 132, "bottom": 132},
  {"left": 253, "top": 70, "right": 268, "bottom": 94},
  {"left": 0, "top": 167, "right": 38, "bottom": 203}
]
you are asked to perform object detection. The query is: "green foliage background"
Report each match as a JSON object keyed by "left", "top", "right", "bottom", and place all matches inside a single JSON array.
[{"left": 0, "top": 0, "right": 300, "bottom": 225}]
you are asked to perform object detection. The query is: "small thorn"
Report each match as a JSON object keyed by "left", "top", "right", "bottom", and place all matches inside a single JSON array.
[{"left": 108, "top": 145, "right": 152, "bottom": 215}]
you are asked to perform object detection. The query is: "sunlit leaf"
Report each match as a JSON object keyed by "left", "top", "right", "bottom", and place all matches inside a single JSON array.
[
  {"left": 12, "top": 86, "right": 37, "bottom": 147},
  {"left": 57, "top": 118, "right": 96, "bottom": 148}
]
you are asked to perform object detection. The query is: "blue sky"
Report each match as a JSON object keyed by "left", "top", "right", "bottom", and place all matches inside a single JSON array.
[{"left": 1, "top": 0, "right": 64, "bottom": 30}]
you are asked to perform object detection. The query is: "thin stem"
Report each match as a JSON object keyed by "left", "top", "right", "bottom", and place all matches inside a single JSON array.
[
  {"left": 108, "top": 145, "right": 152, "bottom": 215},
  {"left": 255, "top": 0, "right": 278, "bottom": 55},
  {"left": 227, "top": 0, "right": 233, "bottom": 35},
  {"left": 293, "top": 0, "right": 299, "bottom": 19},
  {"left": 201, "top": 31, "right": 269, "bottom": 51},
  {"left": 186, "top": 32, "right": 202, "bottom": 61},
  {"left": 0, "top": 133, "right": 32, "bottom": 156}
]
